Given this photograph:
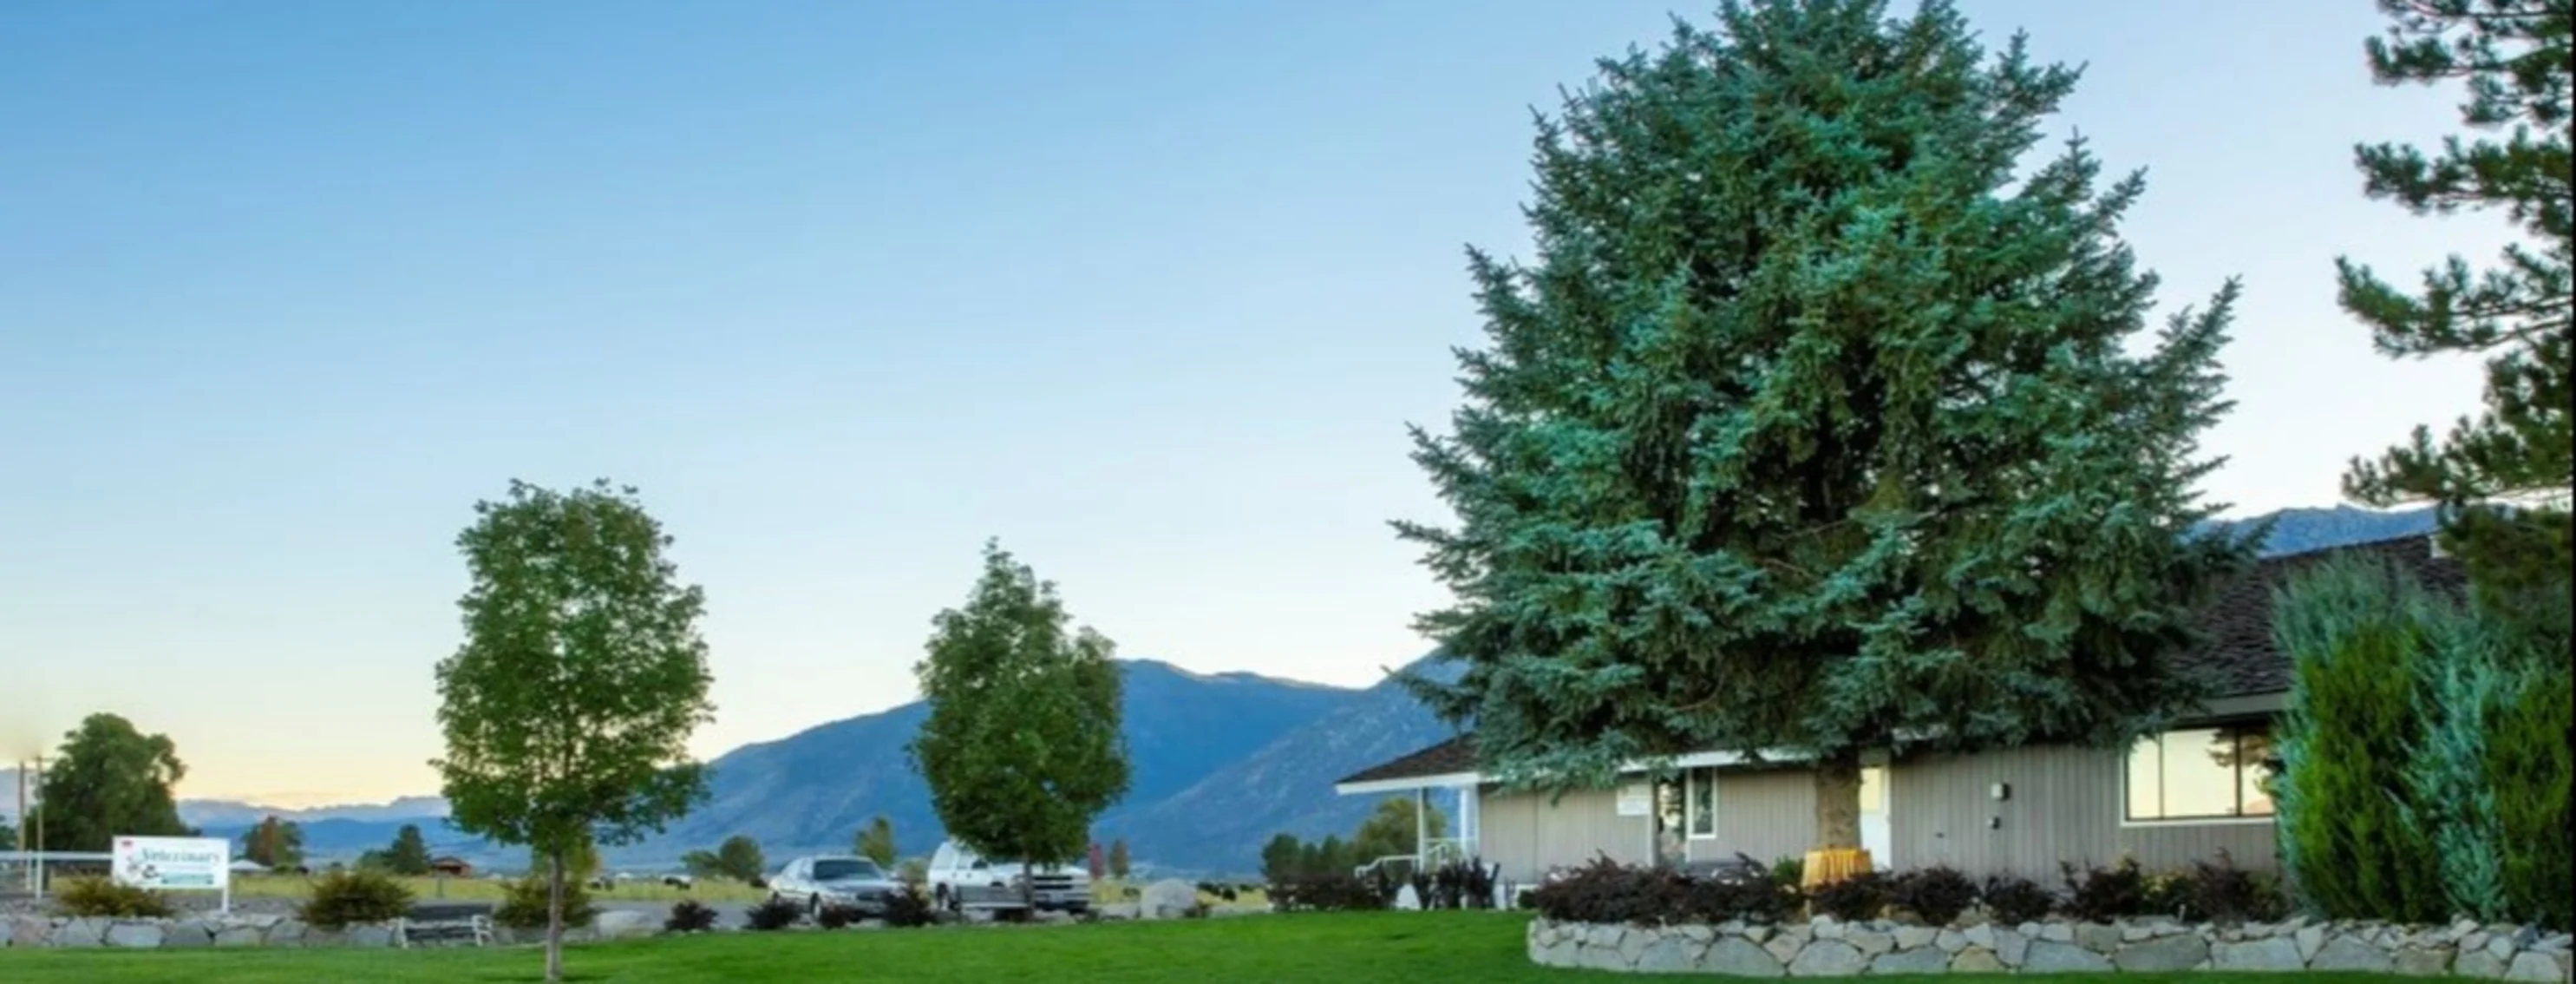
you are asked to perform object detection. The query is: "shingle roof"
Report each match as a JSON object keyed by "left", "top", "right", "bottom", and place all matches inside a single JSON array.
[{"left": 1336, "top": 535, "right": 2462, "bottom": 787}]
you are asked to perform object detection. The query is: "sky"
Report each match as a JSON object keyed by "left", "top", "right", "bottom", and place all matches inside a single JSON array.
[{"left": 0, "top": 0, "right": 2510, "bottom": 808}]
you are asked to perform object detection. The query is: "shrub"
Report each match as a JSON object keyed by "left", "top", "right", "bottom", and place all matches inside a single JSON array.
[
  {"left": 1679, "top": 854, "right": 1800, "bottom": 924},
  {"left": 52, "top": 877, "right": 175, "bottom": 919},
  {"left": 299, "top": 868, "right": 415, "bottom": 929},
  {"left": 2490, "top": 659, "right": 2572, "bottom": 930},
  {"left": 1427, "top": 858, "right": 1498, "bottom": 910},
  {"left": 1888, "top": 866, "right": 1977, "bottom": 926},
  {"left": 495, "top": 876, "right": 598, "bottom": 931},
  {"left": 1807, "top": 869, "right": 1888, "bottom": 922},
  {"left": 2169, "top": 851, "right": 2289, "bottom": 924},
  {"left": 1770, "top": 856, "right": 1806, "bottom": 888},
  {"left": 1527, "top": 855, "right": 1687, "bottom": 925},
  {"left": 742, "top": 895, "right": 803, "bottom": 931},
  {"left": 1980, "top": 874, "right": 2054, "bottom": 925},
  {"left": 664, "top": 899, "right": 719, "bottom": 933},
  {"left": 881, "top": 882, "right": 938, "bottom": 928},
  {"left": 1269, "top": 873, "right": 1388, "bottom": 912},
  {"left": 815, "top": 902, "right": 864, "bottom": 928},
  {"left": 2058, "top": 858, "right": 2149, "bottom": 922}
]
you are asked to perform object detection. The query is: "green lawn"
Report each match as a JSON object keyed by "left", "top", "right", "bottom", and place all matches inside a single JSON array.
[{"left": 0, "top": 911, "right": 2468, "bottom": 983}]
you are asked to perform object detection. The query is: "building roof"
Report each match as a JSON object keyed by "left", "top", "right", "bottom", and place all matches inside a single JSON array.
[{"left": 1334, "top": 534, "right": 2460, "bottom": 789}]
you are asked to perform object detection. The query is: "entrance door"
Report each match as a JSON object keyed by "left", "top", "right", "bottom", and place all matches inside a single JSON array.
[
  {"left": 1859, "top": 765, "right": 1891, "bottom": 869},
  {"left": 1652, "top": 779, "right": 1688, "bottom": 869}
]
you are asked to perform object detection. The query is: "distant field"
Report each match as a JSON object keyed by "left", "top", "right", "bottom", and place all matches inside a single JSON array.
[
  {"left": 0, "top": 910, "right": 2447, "bottom": 984},
  {"left": 228, "top": 873, "right": 768, "bottom": 904}
]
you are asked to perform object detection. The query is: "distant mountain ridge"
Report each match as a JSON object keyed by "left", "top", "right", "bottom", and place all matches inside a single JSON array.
[
  {"left": 150, "top": 504, "right": 2438, "bottom": 875},
  {"left": 179, "top": 796, "right": 450, "bottom": 830}
]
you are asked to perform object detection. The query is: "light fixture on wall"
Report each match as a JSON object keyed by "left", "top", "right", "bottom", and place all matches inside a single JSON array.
[{"left": 1989, "top": 782, "right": 2010, "bottom": 802}]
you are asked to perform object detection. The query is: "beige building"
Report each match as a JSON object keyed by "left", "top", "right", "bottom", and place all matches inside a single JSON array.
[{"left": 1333, "top": 535, "right": 2456, "bottom": 885}]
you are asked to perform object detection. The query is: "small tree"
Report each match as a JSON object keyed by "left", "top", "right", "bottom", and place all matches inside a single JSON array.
[
  {"left": 1261, "top": 834, "right": 1304, "bottom": 883},
  {"left": 907, "top": 541, "right": 1132, "bottom": 906},
  {"left": 1107, "top": 838, "right": 1132, "bottom": 880},
  {"left": 714, "top": 835, "right": 764, "bottom": 882},
  {"left": 381, "top": 823, "right": 433, "bottom": 876},
  {"left": 434, "top": 479, "right": 716, "bottom": 983},
  {"left": 239, "top": 817, "right": 305, "bottom": 869},
  {"left": 855, "top": 816, "right": 898, "bottom": 869}
]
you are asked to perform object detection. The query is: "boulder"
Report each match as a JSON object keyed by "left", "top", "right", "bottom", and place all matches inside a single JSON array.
[
  {"left": 2396, "top": 947, "right": 2455, "bottom": 976},
  {"left": 2455, "top": 950, "right": 2510, "bottom": 979},
  {"left": 1393, "top": 883, "right": 1421, "bottom": 912},
  {"left": 1893, "top": 926, "right": 1936, "bottom": 950},
  {"left": 266, "top": 919, "right": 309, "bottom": 948},
  {"left": 2039, "top": 922, "right": 2076, "bottom": 942},
  {"left": 1139, "top": 880, "right": 1199, "bottom": 920},
  {"left": 1812, "top": 916, "right": 1847, "bottom": 941},
  {"left": 1872, "top": 946, "right": 1951, "bottom": 974},
  {"left": 213, "top": 924, "right": 264, "bottom": 947},
  {"left": 1952, "top": 947, "right": 2007, "bottom": 973},
  {"left": 2077, "top": 922, "right": 2123, "bottom": 954},
  {"left": 1788, "top": 940, "right": 1867, "bottom": 977},
  {"left": 1934, "top": 928, "right": 1968, "bottom": 953},
  {"left": 1635, "top": 935, "right": 1700, "bottom": 974},
  {"left": 1992, "top": 928, "right": 2030, "bottom": 968},
  {"left": 49, "top": 917, "right": 108, "bottom": 948},
  {"left": 346, "top": 923, "right": 396, "bottom": 948},
  {"left": 2312, "top": 935, "right": 2396, "bottom": 973},
  {"left": 1849, "top": 929, "right": 1895, "bottom": 958},
  {"left": 1961, "top": 923, "right": 1996, "bottom": 950},
  {"left": 2023, "top": 941, "right": 2114, "bottom": 973},
  {"left": 2295, "top": 924, "right": 2328, "bottom": 962},
  {"left": 1764, "top": 929, "right": 1808, "bottom": 965},
  {"left": 2115, "top": 935, "right": 2210, "bottom": 972},
  {"left": 1701, "top": 937, "right": 1787, "bottom": 978},
  {"left": 2215, "top": 936, "right": 2306, "bottom": 971},
  {"left": 10, "top": 917, "right": 54, "bottom": 948},
  {"left": 1619, "top": 928, "right": 1657, "bottom": 966},
  {"left": 104, "top": 922, "right": 165, "bottom": 948},
  {"left": 163, "top": 920, "right": 218, "bottom": 948},
  {"left": 2502, "top": 952, "right": 2562, "bottom": 982}
]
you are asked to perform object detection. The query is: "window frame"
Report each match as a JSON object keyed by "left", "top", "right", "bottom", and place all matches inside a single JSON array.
[
  {"left": 2119, "top": 721, "right": 2279, "bottom": 827},
  {"left": 1684, "top": 767, "right": 1718, "bottom": 840}
]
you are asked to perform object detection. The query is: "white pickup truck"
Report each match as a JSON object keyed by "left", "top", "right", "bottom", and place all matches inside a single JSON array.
[{"left": 925, "top": 840, "right": 1091, "bottom": 915}]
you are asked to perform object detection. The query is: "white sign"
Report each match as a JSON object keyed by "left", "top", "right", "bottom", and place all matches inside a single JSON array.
[
  {"left": 1615, "top": 783, "right": 1651, "bottom": 817},
  {"left": 114, "top": 836, "right": 231, "bottom": 896}
]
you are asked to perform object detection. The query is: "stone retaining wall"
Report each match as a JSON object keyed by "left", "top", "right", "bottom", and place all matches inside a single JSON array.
[
  {"left": 3, "top": 910, "right": 661, "bottom": 950},
  {"left": 1528, "top": 915, "right": 2575, "bottom": 979}
]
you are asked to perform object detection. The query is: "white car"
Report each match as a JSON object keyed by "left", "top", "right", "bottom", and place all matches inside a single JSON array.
[
  {"left": 925, "top": 841, "right": 1089, "bottom": 914},
  {"left": 770, "top": 856, "right": 905, "bottom": 917}
]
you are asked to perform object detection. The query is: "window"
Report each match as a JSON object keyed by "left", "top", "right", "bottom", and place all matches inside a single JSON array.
[
  {"left": 1684, "top": 768, "right": 1716, "bottom": 837},
  {"left": 2126, "top": 725, "right": 2276, "bottom": 822}
]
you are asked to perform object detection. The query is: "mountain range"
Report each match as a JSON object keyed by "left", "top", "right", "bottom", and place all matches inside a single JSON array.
[{"left": 115, "top": 504, "right": 2439, "bottom": 876}]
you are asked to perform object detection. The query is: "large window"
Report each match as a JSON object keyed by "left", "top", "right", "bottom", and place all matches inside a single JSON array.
[{"left": 2126, "top": 725, "right": 2275, "bottom": 822}]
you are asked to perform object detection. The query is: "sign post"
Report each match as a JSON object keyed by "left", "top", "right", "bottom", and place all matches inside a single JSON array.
[{"left": 112, "top": 836, "right": 232, "bottom": 913}]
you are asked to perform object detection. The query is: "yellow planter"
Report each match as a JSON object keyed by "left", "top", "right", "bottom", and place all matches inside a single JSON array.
[{"left": 1801, "top": 847, "right": 1873, "bottom": 889}]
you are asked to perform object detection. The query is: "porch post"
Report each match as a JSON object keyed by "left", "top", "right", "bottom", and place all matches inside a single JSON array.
[{"left": 1414, "top": 786, "right": 1428, "bottom": 863}]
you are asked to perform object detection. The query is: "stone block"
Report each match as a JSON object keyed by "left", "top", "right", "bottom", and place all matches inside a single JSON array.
[
  {"left": 104, "top": 922, "right": 164, "bottom": 948},
  {"left": 2456, "top": 950, "right": 2510, "bottom": 979},
  {"left": 2039, "top": 922, "right": 2076, "bottom": 942},
  {"left": 1635, "top": 935, "right": 1700, "bottom": 974},
  {"left": 2504, "top": 952, "right": 2563, "bottom": 982},
  {"left": 1872, "top": 947, "right": 1951, "bottom": 974},
  {"left": 1952, "top": 947, "right": 2006, "bottom": 973},
  {"left": 1934, "top": 929, "right": 1967, "bottom": 953},
  {"left": 2214, "top": 936, "right": 2306, "bottom": 971},
  {"left": 2115, "top": 935, "right": 2209, "bottom": 972},
  {"left": 1993, "top": 928, "right": 2030, "bottom": 968},
  {"left": 2312, "top": 935, "right": 2396, "bottom": 973},
  {"left": 1849, "top": 930, "right": 1894, "bottom": 958},
  {"left": 1788, "top": 940, "right": 1866, "bottom": 977},
  {"left": 2024, "top": 941, "right": 2115, "bottom": 973},
  {"left": 1701, "top": 937, "right": 1786, "bottom": 978},
  {"left": 2078, "top": 922, "right": 2123, "bottom": 954},
  {"left": 1895, "top": 926, "right": 1939, "bottom": 951},
  {"left": 49, "top": 917, "right": 107, "bottom": 948},
  {"left": 2396, "top": 947, "right": 2455, "bottom": 976},
  {"left": 163, "top": 920, "right": 216, "bottom": 948},
  {"left": 1960, "top": 923, "right": 1995, "bottom": 950}
]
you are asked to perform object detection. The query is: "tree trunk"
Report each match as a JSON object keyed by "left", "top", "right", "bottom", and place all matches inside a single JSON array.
[
  {"left": 545, "top": 850, "right": 565, "bottom": 982},
  {"left": 1813, "top": 750, "right": 1863, "bottom": 850}
]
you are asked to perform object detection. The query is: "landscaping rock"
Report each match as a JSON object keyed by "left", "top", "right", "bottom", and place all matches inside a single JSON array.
[
  {"left": 346, "top": 924, "right": 396, "bottom": 948},
  {"left": 1935, "top": 929, "right": 1968, "bottom": 953},
  {"left": 2214, "top": 937, "right": 2305, "bottom": 972},
  {"left": 1872, "top": 947, "right": 1951, "bottom": 974},
  {"left": 1789, "top": 940, "right": 1867, "bottom": 977},
  {"left": 164, "top": 920, "right": 218, "bottom": 948},
  {"left": 1961, "top": 924, "right": 1995, "bottom": 950},
  {"left": 1764, "top": 928, "right": 1808, "bottom": 965},
  {"left": 1813, "top": 916, "right": 1847, "bottom": 941},
  {"left": 2078, "top": 922, "right": 2123, "bottom": 954},
  {"left": 2455, "top": 950, "right": 2509, "bottom": 979},
  {"left": 10, "top": 916, "right": 52, "bottom": 948},
  {"left": 1140, "top": 880, "right": 1198, "bottom": 920},
  {"left": 49, "top": 917, "right": 107, "bottom": 948},
  {"left": 2396, "top": 947, "right": 2455, "bottom": 976},
  {"left": 1993, "top": 928, "right": 2030, "bottom": 968},
  {"left": 214, "top": 924, "right": 264, "bottom": 947},
  {"left": 1634, "top": 935, "right": 1699, "bottom": 974},
  {"left": 2296, "top": 924, "right": 2327, "bottom": 961},
  {"left": 1952, "top": 947, "right": 2006, "bottom": 973},
  {"left": 104, "top": 922, "right": 164, "bottom": 948},
  {"left": 2503, "top": 952, "right": 2562, "bottom": 982},
  {"left": 2312, "top": 935, "right": 2396, "bottom": 973},
  {"left": 1393, "top": 883, "right": 1421, "bottom": 911},
  {"left": 2024, "top": 941, "right": 2114, "bottom": 973},
  {"left": 2115, "top": 935, "right": 2208, "bottom": 972},
  {"left": 1895, "top": 926, "right": 1939, "bottom": 950},
  {"left": 2039, "top": 922, "right": 2076, "bottom": 943},
  {"left": 267, "top": 919, "right": 308, "bottom": 947},
  {"left": 1849, "top": 929, "right": 1894, "bottom": 958},
  {"left": 1701, "top": 937, "right": 1786, "bottom": 977}
]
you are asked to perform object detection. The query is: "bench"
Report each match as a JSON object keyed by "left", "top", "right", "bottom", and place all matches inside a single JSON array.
[{"left": 398, "top": 903, "right": 495, "bottom": 948}]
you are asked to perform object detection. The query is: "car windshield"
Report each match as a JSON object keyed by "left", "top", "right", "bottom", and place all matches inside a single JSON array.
[{"left": 812, "top": 859, "right": 880, "bottom": 881}]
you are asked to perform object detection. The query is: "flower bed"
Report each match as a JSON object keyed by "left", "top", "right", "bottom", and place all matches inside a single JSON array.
[{"left": 1527, "top": 914, "right": 2576, "bottom": 978}]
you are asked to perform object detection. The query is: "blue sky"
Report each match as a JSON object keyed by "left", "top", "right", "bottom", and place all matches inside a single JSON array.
[{"left": 0, "top": 0, "right": 2505, "bottom": 806}]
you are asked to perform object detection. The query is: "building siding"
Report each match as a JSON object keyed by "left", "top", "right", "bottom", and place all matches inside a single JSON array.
[
  {"left": 1476, "top": 784, "right": 1648, "bottom": 883},
  {"left": 1889, "top": 744, "right": 2281, "bottom": 877},
  {"left": 1687, "top": 767, "right": 1817, "bottom": 868}
]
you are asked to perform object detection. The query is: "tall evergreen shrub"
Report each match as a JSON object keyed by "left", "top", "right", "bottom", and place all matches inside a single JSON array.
[{"left": 2490, "top": 663, "right": 2572, "bottom": 929}]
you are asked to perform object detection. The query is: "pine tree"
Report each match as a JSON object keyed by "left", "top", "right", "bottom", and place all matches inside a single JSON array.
[
  {"left": 1396, "top": 0, "right": 2255, "bottom": 851},
  {"left": 854, "top": 816, "right": 898, "bottom": 869},
  {"left": 2337, "top": 0, "right": 2573, "bottom": 602}
]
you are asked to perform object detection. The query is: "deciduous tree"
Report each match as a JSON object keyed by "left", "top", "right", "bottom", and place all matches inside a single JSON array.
[
  {"left": 907, "top": 541, "right": 1131, "bottom": 905},
  {"left": 239, "top": 816, "right": 305, "bottom": 869},
  {"left": 1396, "top": 0, "right": 2255, "bottom": 855},
  {"left": 2337, "top": 0, "right": 2573, "bottom": 607},
  {"left": 854, "top": 816, "right": 898, "bottom": 869},
  {"left": 27, "top": 713, "right": 192, "bottom": 851},
  {"left": 434, "top": 479, "right": 716, "bottom": 982},
  {"left": 1350, "top": 796, "right": 1446, "bottom": 868}
]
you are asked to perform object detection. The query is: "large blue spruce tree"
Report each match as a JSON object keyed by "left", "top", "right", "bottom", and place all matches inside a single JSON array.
[{"left": 1397, "top": 0, "right": 2259, "bottom": 851}]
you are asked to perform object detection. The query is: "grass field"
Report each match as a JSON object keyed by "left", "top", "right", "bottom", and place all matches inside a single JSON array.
[
  {"left": 226, "top": 874, "right": 769, "bottom": 904},
  {"left": 0, "top": 911, "right": 2461, "bottom": 984}
]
